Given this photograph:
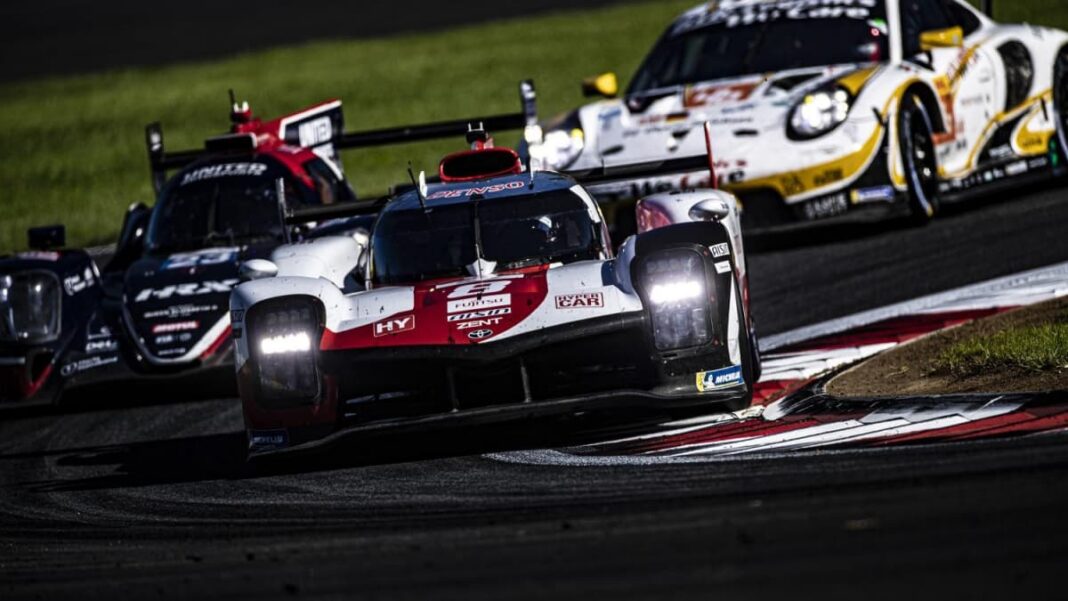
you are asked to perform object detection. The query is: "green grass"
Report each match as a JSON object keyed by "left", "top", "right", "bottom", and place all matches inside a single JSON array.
[
  {"left": 935, "top": 323, "right": 1068, "bottom": 377},
  {"left": 978, "top": 0, "right": 1068, "bottom": 30},
  {"left": 1, "top": 0, "right": 1066, "bottom": 253},
  {"left": 0, "top": 0, "right": 693, "bottom": 253}
]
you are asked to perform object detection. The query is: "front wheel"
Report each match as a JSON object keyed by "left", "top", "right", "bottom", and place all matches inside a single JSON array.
[
  {"left": 1052, "top": 47, "right": 1068, "bottom": 168},
  {"left": 898, "top": 91, "right": 941, "bottom": 224}
]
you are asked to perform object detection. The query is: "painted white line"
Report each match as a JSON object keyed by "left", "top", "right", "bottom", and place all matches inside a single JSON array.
[{"left": 761, "top": 260, "right": 1068, "bottom": 352}]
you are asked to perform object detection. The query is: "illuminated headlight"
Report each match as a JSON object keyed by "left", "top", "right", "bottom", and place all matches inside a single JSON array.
[
  {"left": 537, "top": 128, "right": 586, "bottom": 170},
  {"left": 249, "top": 298, "right": 322, "bottom": 407},
  {"left": 648, "top": 281, "right": 702, "bottom": 305},
  {"left": 789, "top": 87, "right": 853, "bottom": 140},
  {"left": 638, "top": 251, "right": 712, "bottom": 352},
  {"left": 0, "top": 272, "right": 61, "bottom": 343},
  {"left": 259, "top": 332, "right": 312, "bottom": 355}
]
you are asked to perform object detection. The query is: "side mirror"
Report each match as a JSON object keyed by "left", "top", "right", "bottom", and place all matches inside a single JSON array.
[
  {"left": 920, "top": 26, "right": 964, "bottom": 51},
  {"left": 689, "top": 199, "right": 731, "bottom": 223},
  {"left": 582, "top": 72, "right": 619, "bottom": 99},
  {"left": 240, "top": 259, "right": 279, "bottom": 282},
  {"left": 27, "top": 225, "right": 66, "bottom": 251}
]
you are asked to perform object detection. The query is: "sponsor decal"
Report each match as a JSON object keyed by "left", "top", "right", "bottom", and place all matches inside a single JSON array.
[
  {"left": 297, "top": 116, "right": 333, "bottom": 147},
  {"left": 715, "top": 261, "right": 732, "bottom": 275},
  {"left": 801, "top": 193, "right": 849, "bottom": 221},
  {"left": 456, "top": 318, "right": 504, "bottom": 331},
  {"left": 555, "top": 293, "right": 605, "bottom": 309},
  {"left": 447, "top": 295, "right": 511, "bottom": 314},
  {"left": 447, "top": 308, "right": 511, "bottom": 322},
  {"left": 16, "top": 251, "right": 60, "bottom": 262},
  {"left": 134, "top": 279, "right": 239, "bottom": 303},
  {"left": 696, "top": 365, "right": 743, "bottom": 393},
  {"left": 684, "top": 83, "right": 757, "bottom": 108},
  {"left": 249, "top": 430, "right": 288, "bottom": 449},
  {"left": 63, "top": 268, "right": 95, "bottom": 296},
  {"left": 374, "top": 315, "right": 415, "bottom": 337},
  {"left": 61, "top": 355, "right": 119, "bottom": 377},
  {"left": 1005, "top": 161, "right": 1029, "bottom": 177},
  {"left": 427, "top": 180, "right": 525, "bottom": 200},
  {"left": 1029, "top": 157, "right": 1050, "bottom": 170},
  {"left": 850, "top": 186, "right": 896, "bottom": 204},
  {"left": 87, "top": 324, "right": 112, "bottom": 340},
  {"left": 230, "top": 310, "right": 245, "bottom": 324},
  {"left": 180, "top": 163, "right": 268, "bottom": 186},
  {"left": 161, "top": 249, "right": 238, "bottom": 271},
  {"left": 468, "top": 329, "right": 494, "bottom": 341},
  {"left": 156, "top": 334, "right": 194, "bottom": 345},
  {"left": 85, "top": 339, "right": 118, "bottom": 354},
  {"left": 673, "top": 0, "right": 879, "bottom": 34},
  {"left": 151, "top": 321, "right": 200, "bottom": 334},
  {"left": 711, "top": 243, "right": 731, "bottom": 258},
  {"left": 156, "top": 348, "right": 188, "bottom": 357},
  {"left": 144, "top": 304, "right": 218, "bottom": 320}
]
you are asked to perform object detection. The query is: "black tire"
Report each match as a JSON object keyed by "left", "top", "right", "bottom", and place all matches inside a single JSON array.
[
  {"left": 1052, "top": 47, "right": 1068, "bottom": 167},
  {"left": 898, "top": 91, "right": 941, "bottom": 224},
  {"left": 734, "top": 285, "right": 756, "bottom": 411}
]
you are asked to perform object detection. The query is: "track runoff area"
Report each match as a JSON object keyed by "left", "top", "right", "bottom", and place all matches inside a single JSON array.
[{"left": 494, "top": 260, "right": 1068, "bottom": 466}]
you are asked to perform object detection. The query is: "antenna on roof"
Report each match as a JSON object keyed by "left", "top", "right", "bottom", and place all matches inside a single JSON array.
[
  {"left": 408, "top": 162, "right": 429, "bottom": 214},
  {"left": 229, "top": 89, "right": 237, "bottom": 112}
]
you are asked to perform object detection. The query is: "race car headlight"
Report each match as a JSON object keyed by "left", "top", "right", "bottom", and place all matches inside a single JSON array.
[
  {"left": 638, "top": 250, "right": 712, "bottom": 352},
  {"left": 538, "top": 127, "right": 586, "bottom": 171},
  {"left": 249, "top": 297, "right": 322, "bottom": 407},
  {"left": 788, "top": 87, "right": 853, "bottom": 140},
  {"left": 259, "top": 332, "right": 312, "bottom": 356},
  {"left": 0, "top": 272, "right": 61, "bottom": 344}
]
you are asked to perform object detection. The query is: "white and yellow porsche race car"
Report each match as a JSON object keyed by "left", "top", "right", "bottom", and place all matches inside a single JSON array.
[{"left": 529, "top": 0, "right": 1068, "bottom": 230}]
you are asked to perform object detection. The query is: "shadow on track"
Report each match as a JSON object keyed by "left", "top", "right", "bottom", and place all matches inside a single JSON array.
[
  {"left": 11, "top": 409, "right": 673, "bottom": 493},
  {"left": 0, "top": 368, "right": 238, "bottom": 422}
]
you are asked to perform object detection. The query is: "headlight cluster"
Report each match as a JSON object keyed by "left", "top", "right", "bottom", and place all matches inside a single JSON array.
[
  {"left": 250, "top": 298, "right": 321, "bottom": 407},
  {"left": 537, "top": 127, "right": 586, "bottom": 171},
  {"left": 638, "top": 251, "right": 712, "bottom": 352},
  {"left": 0, "top": 272, "right": 61, "bottom": 344},
  {"left": 789, "top": 86, "right": 853, "bottom": 140}
]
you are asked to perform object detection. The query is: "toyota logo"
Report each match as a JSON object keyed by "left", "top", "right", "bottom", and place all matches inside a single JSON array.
[{"left": 468, "top": 329, "right": 494, "bottom": 340}]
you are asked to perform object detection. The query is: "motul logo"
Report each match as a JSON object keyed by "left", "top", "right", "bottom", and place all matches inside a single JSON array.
[
  {"left": 374, "top": 315, "right": 415, "bottom": 337},
  {"left": 134, "top": 279, "right": 239, "bottom": 303},
  {"left": 555, "top": 293, "right": 604, "bottom": 309}
]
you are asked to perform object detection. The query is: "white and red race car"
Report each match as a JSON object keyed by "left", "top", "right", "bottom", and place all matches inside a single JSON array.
[
  {"left": 529, "top": 0, "right": 1068, "bottom": 230},
  {"left": 229, "top": 132, "right": 760, "bottom": 455}
]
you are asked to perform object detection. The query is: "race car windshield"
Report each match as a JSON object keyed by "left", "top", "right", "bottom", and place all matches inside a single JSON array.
[
  {"left": 372, "top": 190, "right": 601, "bottom": 285},
  {"left": 146, "top": 176, "right": 295, "bottom": 253},
  {"left": 629, "top": 13, "right": 889, "bottom": 94}
]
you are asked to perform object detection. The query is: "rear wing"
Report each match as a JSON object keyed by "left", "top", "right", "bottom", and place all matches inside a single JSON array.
[
  {"left": 146, "top": 80, "right": 539, "bottom": 196},
  {"left": 282, "top": 134, "right": 720, "bottom": 227}
]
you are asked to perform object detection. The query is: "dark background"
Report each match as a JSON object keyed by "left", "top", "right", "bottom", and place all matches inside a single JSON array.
[{"left": 0, "top": 0, "right": 633, "bottom": 82}]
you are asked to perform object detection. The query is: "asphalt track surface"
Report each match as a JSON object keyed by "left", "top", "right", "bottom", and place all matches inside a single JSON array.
[
  {"left": 3, "top": 183, "right": 1068, "bottom": 599},
  {"left": 0, "top": 0, "right": 633, "bottom": 83}
]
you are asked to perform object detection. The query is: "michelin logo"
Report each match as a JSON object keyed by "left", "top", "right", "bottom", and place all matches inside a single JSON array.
[{"left": 697, "top": 365, "right": 743, "bottom": 392}]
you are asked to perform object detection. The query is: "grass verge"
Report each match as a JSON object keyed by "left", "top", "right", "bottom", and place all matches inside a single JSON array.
[
  {"left": 935, "top": 322, "right": 1068, "bottom": 377},
  {"left": 828, "top": 297, "right": 1068, "bottom": 397},
  {"left": 0, "top": 0, "right": 1065, "bottom": 252}
]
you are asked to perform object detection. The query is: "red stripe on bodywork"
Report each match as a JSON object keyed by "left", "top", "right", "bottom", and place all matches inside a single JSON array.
[{"left": 322, "top": 270, "right": 550, "bottom": 351}]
